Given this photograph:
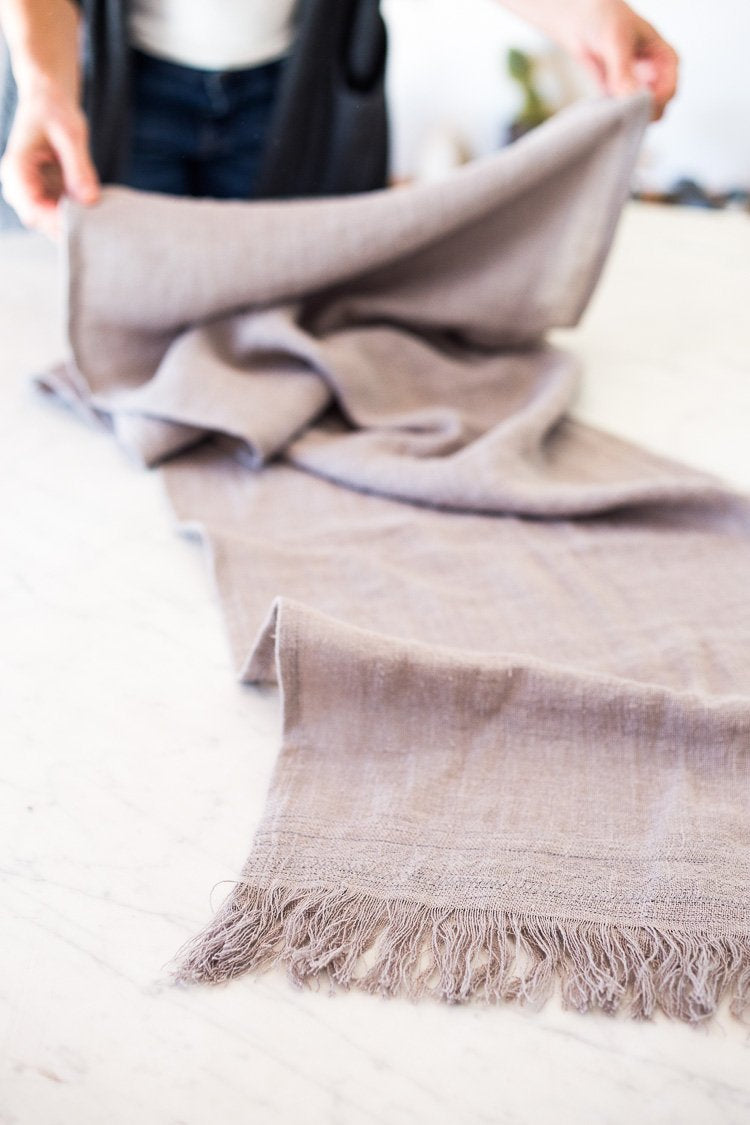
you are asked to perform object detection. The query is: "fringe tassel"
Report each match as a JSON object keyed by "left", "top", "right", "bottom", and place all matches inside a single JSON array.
[{"left": 171, "top": 883, "right": 750, "bottom": 1024}]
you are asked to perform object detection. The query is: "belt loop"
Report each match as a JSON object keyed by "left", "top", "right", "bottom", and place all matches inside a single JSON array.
[{"left": 205, "top": 70, "right": 229, "bottom": 116}]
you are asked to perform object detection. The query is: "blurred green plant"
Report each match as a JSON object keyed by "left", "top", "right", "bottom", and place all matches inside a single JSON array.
[{"left": 507, "top": 48, "right": 553, "bottom": 140}]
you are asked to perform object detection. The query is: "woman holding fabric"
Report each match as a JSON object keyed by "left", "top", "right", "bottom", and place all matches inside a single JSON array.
[{"left": 0, "top": 0, "right": 678, "bottom": 238}]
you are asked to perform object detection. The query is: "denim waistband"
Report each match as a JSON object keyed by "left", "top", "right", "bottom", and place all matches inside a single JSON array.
[{"left": 129, "top": 45, "right": 288, "bottom": 83}]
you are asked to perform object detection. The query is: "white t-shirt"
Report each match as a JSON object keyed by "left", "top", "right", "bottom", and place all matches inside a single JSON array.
[{"left": 127, "top": 0, "right": 297, "bottom": 71}]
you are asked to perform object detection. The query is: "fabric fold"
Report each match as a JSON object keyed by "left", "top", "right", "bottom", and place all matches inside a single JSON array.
[{"left": 42, "top": 92, "right": 684, "bottom": 502}]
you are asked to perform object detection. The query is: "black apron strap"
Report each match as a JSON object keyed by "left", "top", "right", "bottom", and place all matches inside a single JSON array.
[{"left": 253, "top": 0, "right": 390, "bottom": 198}]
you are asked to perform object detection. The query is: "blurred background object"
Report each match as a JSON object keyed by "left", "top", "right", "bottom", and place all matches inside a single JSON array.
[
  {"left": 504, "top": 47, "right": 555, "bottom": 143},
  {"left": 0, "top": 34, "right": 20, "bottom": 229}
]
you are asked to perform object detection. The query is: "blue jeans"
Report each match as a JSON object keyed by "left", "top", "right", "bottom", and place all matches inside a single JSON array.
[{"left": 119, "top": 47, "right": 286, "bottom": 199}]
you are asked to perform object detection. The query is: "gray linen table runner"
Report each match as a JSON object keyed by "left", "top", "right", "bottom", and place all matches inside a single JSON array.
[{"left": 37, "top": 92, "right": 750, "bottom": 1023}]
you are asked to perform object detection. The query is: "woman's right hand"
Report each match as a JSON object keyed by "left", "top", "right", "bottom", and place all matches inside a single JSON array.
[{"left": 0, "top": 80, "right": 100, "bottom": 240}]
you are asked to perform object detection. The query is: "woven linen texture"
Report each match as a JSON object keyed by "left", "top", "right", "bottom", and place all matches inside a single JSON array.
[{"left": 39, "top": 93, "right": 750, "bottom": 1022}]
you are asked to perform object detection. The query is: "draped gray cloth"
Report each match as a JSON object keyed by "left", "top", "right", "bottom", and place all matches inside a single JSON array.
[{"left": 37, "top": 93, "right": 750, "bottom": 1022}]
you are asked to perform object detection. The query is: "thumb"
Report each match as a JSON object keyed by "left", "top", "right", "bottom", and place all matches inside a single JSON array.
[{"left": 48, "top": 116, "right": 100, "bottom": 205}]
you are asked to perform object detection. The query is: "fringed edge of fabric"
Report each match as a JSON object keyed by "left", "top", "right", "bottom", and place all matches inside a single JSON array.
[{"left": 170, "top": 884, "right": 750, "bottom": 1025}]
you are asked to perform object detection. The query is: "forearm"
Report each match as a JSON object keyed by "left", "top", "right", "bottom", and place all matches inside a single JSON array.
[
  {"left": 0, "top": 0, "right": 81, "bottom": 100},
  {"left": 498, "top": 0, "right": 607, "bottom": 53},
  {"left": 500, "top": 0, "right": 566, "bottom": 25}
]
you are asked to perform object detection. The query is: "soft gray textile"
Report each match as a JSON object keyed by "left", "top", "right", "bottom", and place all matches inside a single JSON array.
[{"left": 38, "top": 92, "right": 750, "bottom": 1022}]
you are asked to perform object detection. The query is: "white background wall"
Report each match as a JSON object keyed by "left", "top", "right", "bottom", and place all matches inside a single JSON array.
[{"left": 383, "top": 0, "right": 750, "bottom": 192}]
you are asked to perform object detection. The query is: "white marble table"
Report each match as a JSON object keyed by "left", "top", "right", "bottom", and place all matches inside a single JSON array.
[{"left": 2, "top": 202, "right": 749, "bottom": 1125}]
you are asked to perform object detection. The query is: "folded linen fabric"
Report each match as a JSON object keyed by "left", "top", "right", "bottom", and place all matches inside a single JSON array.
[{"left": 39, "top": 92, "right": 750, "bottom": 1022}]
